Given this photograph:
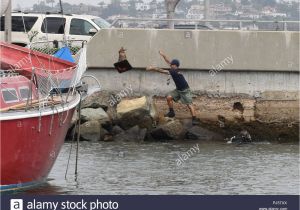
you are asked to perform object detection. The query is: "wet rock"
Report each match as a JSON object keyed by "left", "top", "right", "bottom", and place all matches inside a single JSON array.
[
  {"left": 150, "top": 119, "right": 186, "bottom": 140},
  {"left": 100, "top": 128, "right": 114, "bottom": 142},
  {"left": 227, "top": 130, "right": 252, "bottom": 144},
  {"left": 79, "top": 120, "right": 111, "bottom": 141},
  {"left": 113, "top": 125, "right": 147, "bottom": 142},
  {"left": 82, "top": 90, "right": 113, "bottom": 109},
  {"left": 80, "top": 108, "right": 109, "bottom": 123},
  {"left": 116, "top": 96, "right": 155, "bottom": 130},
  {"left": 82, "top": 90, "right": 118, "bottom": 121},
  {"left": 103, "top": 133, "right": 114, "bottom": 141},
  {"left": 186, "top": 126, "right": 223, "bottom": 141},
  {"left": 111, "top": 125, "right": 124, "bottom": 135},
  {"left": 149, "top": 99, "right": 159, "bottom": 122},
  {"left": 79, "top": 120, "right": 101, "bottom": 141}
]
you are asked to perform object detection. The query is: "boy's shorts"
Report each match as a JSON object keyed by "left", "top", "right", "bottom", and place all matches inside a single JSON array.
[{"left": 167, "top": 88, "right": 193, "bottom": 105}]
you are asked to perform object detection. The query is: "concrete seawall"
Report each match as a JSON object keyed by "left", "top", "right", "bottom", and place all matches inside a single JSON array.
[
  {"left": 86, "top": 29, "right": 299, "bottom": 141},
  {"left": 87, "top": 28, "right": 299, "bottom": 71}
]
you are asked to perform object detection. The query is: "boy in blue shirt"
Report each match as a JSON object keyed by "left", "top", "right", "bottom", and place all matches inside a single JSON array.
[{"left": 146, "top": 50, "right": 200, "bottom": 125}]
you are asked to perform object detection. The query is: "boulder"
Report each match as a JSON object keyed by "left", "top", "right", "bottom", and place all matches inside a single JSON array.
[
  {"left": 150, "top": 119, "right": 186, "bottom": 140},
  {"left": 113, "top": 125, "right": 147, "bottom": 142},
  {"left": 103, "top": 133, "right": 114, "bottom": 141},
  {"left": 76, "top": 120, "right": 109, "bottom": 141},
  {"left": 80, "top": 108, "right": 109, "bottom": 123},
  {"left": 226, "top": 130, "right": 252, "bottom": 144},
  {"left": 185, "top": 126, "right": 223, "bottom": 141},
  {"left": 82, "top": 90, "right": 114, "bottom": 109},
  {"left": 111, "top": 125, "right": 124, "bottom": 135},
  {"left": 116, "top": 96, "right": 156, "bottom": 130},
  {"left": 82, "top": 90, "right": 118, "bottom": 121}
]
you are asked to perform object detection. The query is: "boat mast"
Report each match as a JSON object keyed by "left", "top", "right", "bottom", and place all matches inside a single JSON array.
[
  {"left": 58, "top": 0, "right": 67, "bottom": 45},
  {"left": 4, "top": 0, "right": 12, "bottom": 43},
  {"left": 59, "top": 0, "right": 64, "bottom": 16}
]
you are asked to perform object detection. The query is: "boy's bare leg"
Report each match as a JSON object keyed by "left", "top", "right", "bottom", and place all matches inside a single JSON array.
[
  {"left": 187, "top": 104, "right": 196, "bottom": 117},
  {"left": 165, "top": 96, "right": 175, "bottom": 117},
  {"left": 187, "top": 104, "right": 200, "bottom": 125},
  {"left": 167, "top": 95, "right": 174, "bottom": 109}
]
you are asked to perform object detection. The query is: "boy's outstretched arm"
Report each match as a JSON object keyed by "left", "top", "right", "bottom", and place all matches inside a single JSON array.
[
  {"left": 146, "top": 66, "right": 169, "bottom": 75},
  {"left": 159, "top": 50, "right": 171, "bottom": 65}
]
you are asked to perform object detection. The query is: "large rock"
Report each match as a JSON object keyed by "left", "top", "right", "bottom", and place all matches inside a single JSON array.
[
  {"left": 150, "top": 119, "right": 186, "bottom": 140},
  {"left": 116, "top": 96, "right": 156, "bottom": 130},
  {"left": 185, "top": 126, "right": 223, "bottom": 141},
  {"left": 111, "top": 125, "right": 124, "bottom": 135},
  {"left": 82, "top": 90, "right": 113, "bottom": 109},
  {"left": 113, "top": 125, "right": 147, "bottom": 142},
  {"left": 226, "top": 130, "right": 252, "bottom": 144},
  {"left": 82, "top": 90, "right": 118, "bottom": 121},
  {"left": 80, "top": 108, "right": 109, "bottom": 123},
  {"left": 76, "top": 120, "right": 108, "bottom": 141}
]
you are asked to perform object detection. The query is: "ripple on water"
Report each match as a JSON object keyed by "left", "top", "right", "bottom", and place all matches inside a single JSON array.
[{"left": 20, "top": 141, "right": 299, "bottom": 195}]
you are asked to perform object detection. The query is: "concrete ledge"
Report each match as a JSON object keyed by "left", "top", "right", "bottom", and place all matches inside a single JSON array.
[{"left": 86, "top": 69, "right": 299, "bottom": 98}]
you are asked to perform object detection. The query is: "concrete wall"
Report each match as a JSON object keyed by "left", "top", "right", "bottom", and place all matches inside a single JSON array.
[
  {"left": 88, "top": 69, "right": 299, "bottom": 99},
  {"left": 87, "top": 29, "right": 299, "bottom": 72},
  {"left": 86, "top": 28, "right": 299, "bottom": 97}
]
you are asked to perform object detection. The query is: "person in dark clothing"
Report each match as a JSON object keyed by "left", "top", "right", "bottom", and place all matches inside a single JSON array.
[{"left": 146, "top": 50, "right": 200, "bottom": 125}]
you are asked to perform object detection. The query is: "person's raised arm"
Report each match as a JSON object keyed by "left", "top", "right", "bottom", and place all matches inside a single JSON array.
[
  {"left": 159, "top": 50, "right": 171, "bottom": 65},
  {"left": 146, "top": 66, "right": 169, "bottom": 75}
]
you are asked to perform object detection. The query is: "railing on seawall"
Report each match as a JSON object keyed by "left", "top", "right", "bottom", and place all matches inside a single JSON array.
[{"left": 111, "top": 18, "right": 300, "bottom": 31}]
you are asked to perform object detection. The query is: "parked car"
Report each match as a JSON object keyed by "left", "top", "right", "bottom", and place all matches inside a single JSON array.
[{"left": 0, "top": 12, "right": 111, "bottom": 47}]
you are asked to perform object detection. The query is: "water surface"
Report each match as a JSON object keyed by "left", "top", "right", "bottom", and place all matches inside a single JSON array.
[{"left": 23, "top": 141, "right": 299, "bottom": 195}]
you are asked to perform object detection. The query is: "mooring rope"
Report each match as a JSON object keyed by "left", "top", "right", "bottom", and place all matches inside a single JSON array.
[{"left": 75, "top": 92, "right": 82, "bottom": 182}]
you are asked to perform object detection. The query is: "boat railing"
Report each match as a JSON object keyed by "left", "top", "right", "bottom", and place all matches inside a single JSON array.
[
  {"left": 111, "top": 18, "right": 300, "bottom": 31},
  {"left": 0, "top": 70, "right": 19, "bottom": 78},
  {"left": 29, "top": 40, "right": 87, "bottom": 55}
]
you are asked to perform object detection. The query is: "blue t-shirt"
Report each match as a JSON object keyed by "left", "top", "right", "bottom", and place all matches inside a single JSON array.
[{"left": 169, "top": 68, "right": 189, "bottom": 91}]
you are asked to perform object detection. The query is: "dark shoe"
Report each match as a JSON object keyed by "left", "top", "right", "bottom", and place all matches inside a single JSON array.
[
  {"left": 192, "top": 117, "right": 200, "bottom": 125},
  {"left": 164, "top": 111, "right": 175, "bottom": 118}
]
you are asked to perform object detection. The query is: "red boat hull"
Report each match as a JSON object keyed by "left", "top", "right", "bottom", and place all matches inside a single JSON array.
[
  {"left": 0, "top": 41, "right": 82, "bottom": 191},
  {"left": 0, "top": 104, "right": 77, "bottom": 190}
]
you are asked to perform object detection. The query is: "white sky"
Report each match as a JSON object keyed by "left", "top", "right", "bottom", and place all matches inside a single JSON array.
[
  {"left": 12, "top": 0, "right": 165, "bottom": 10},
  {"left": 12, "top": 0, "right": 111, "bottom": 9}
]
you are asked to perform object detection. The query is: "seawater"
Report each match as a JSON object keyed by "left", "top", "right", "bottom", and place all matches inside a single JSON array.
[{"left": 21, "top": 141, "right": 299, "bottom": 195}]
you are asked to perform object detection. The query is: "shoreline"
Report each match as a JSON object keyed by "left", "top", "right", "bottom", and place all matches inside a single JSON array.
[{"left": 67, "top": 92, "right": 299, "bottom": 143}]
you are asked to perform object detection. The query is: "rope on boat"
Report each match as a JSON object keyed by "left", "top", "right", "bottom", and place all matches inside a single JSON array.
[
  {"left": 64, "top": 92, "right": 82, "bottom": 181},
  {"left": 49, "top": 105, "right": 54, "bottom": 136},
  {"left": 75, "top": 92, "right": 82, "bottom": 182},
  {"left": 25, "top": 67, "right": 35, "bottom": 111},
  {"left": 65, "top": 121, "right": 76, "bottom": 179}
]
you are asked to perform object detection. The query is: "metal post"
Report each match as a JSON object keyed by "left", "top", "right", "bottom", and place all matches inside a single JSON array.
[
  {"left": 284, "top": 22, "right": 287, "bottom": 31},
  {"left": 165, "top": 0, "right": 180, "bottom": 29},
  {"left": 4, "top": 0, "right": 12, "bottom": 43},
  {"left": 205, "top": 0, "right": 210, "bottom": 20}
]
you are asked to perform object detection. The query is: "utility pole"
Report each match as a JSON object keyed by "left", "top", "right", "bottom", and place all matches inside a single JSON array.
[
  {"left": 4, "top": 0, "right": 12, "bottom": 43},
  {"left": 165, "top": 0, "right": 180, "bottom": 29}
]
